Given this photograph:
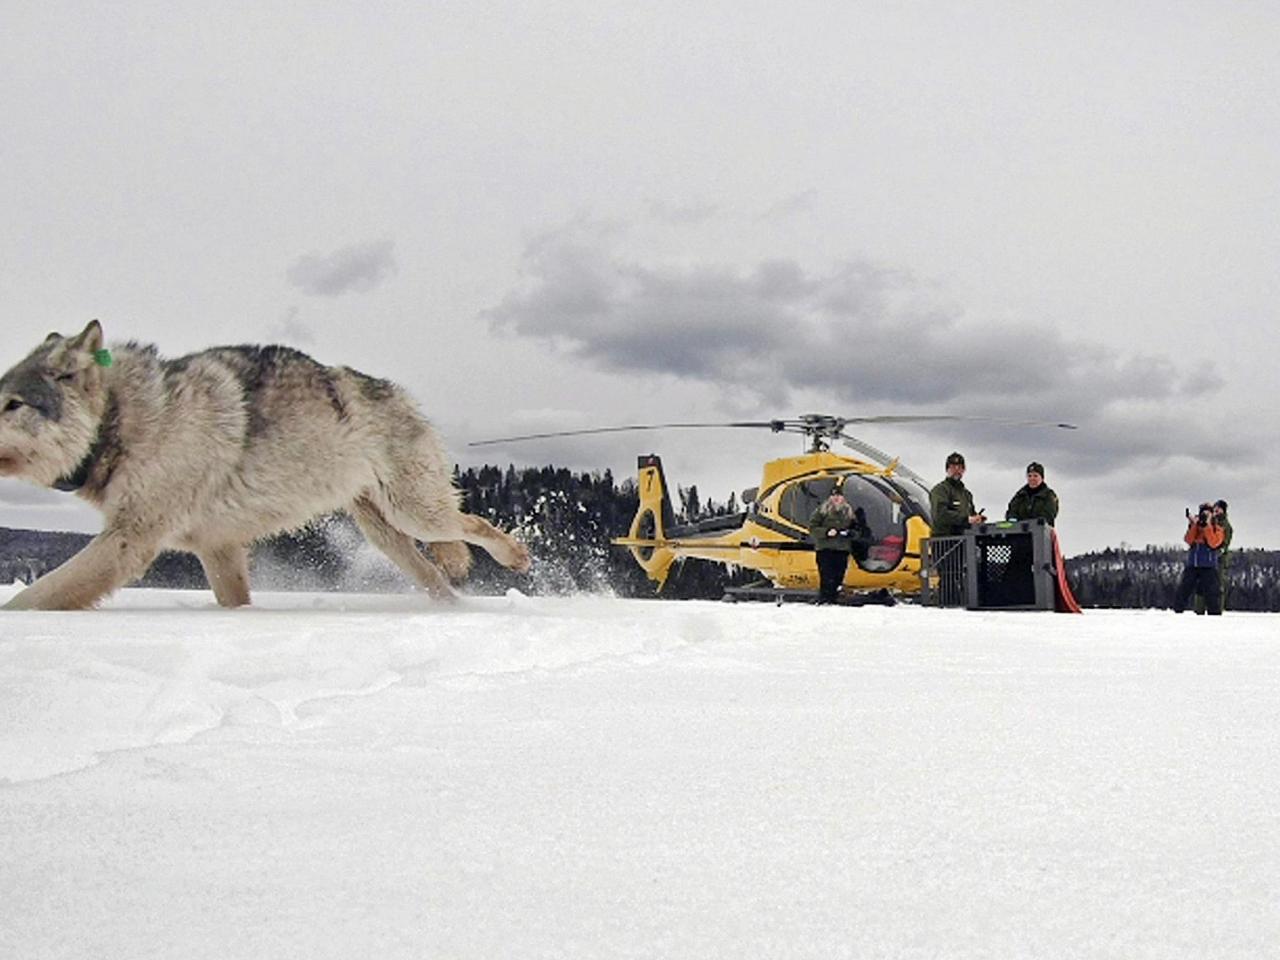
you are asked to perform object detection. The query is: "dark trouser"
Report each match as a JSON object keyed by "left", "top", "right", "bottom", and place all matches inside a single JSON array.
[
  {"left": 815, "top": 550, "right": 849, "bottom": 604},
  {"left": 1194, "top": 557, "right": 1230, "bottom": 614},
  {"left": 1174, "top": 566, "right": 1222, "bottom": 615}
]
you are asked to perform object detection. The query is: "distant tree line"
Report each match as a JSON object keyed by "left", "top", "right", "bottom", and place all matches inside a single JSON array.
[
  {"left": 3, "top": 465, "right": 1278, "bottom": 610},
  {"left": 1064, "top": 546, "right": 1280, "bottom": 612}
]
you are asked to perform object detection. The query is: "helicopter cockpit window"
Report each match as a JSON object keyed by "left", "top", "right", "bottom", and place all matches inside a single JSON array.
[
  {"left": 778, "top": 474, "right": 907, "bottom": 572},
  {"left": 778, "top": 477, "right": 839, "bottom": 531}
]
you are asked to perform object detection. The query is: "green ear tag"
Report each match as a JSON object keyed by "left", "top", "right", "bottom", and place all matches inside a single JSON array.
[{"left": 93, "top": 348, "right": 113, "bottom": 368}]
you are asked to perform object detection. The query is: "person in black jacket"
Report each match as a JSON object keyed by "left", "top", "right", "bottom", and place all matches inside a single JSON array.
[
  {"left": 1006, "top": 462, "right": 1059, "bottom": 526},
  {"left": 929, "top": 452, "right": 984, "bottom": 536},
  {"left": 808, "top": 480, "right": 870, "bottom": 604}
]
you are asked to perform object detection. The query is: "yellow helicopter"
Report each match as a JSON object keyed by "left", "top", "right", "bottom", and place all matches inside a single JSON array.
[{"left": 470, "top": 413, "right": 1075, "bottom": 600}]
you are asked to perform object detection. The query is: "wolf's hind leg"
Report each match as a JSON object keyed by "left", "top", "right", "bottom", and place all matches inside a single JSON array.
[
  {"left": 450, "top": 514, "right": 531, "bottom": 573},
  {"left": 2, "top": 526, "right": 161, "bottom": 611},
  {"left": 376, "top": 469, "right": 530, "bottom": 574},
  {"left": 386, "top": 502, "right": 531, "bottom": 574},
  {"left": 196, "top": 544, "right": 251, "bottom": 608},
  {"left": 350, "top": 496, "right": 455, "bottom": 600}
]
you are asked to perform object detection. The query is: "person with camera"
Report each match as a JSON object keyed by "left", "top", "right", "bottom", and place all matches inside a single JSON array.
[
  {"left": 1006, "top": 461, "right": 1059, "bottom": 525},
  {"left": 1173, "top": 502, "right": 1226, "bottom": 615},
  {"left": 929, "top": 451, "right": 985, "bottom": 537},
  {"left": 1195, "top": 500, "right": 1234, "bottom": 613},
  {"left": 808, "top": 479, "right": 871, "bottom": 604}
]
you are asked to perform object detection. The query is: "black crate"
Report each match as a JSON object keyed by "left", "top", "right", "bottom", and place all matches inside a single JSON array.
[
  {"left": 967, "top": 519, "right": 1056, "bottom": 610},
  {"left": 922, "top": 520, "right": 1057, "bottom": 611}
]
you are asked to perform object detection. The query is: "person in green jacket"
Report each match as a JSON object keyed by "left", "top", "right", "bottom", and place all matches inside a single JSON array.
[
  {"left": 928, "top": 452, "right": 984, "bottom": 537},
  {"left": 808, "top": 480, "right": 870, "bottom": 604},
  {"left": 1197, "top": 499, "right": 1233, "bottom": 613},
  {"left": 1006, "top": 461, "right": 1059, "bottom": 526}
]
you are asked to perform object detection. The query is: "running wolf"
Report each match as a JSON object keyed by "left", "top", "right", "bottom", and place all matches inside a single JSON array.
[{"left": 0, "top": 320, "right": 530, "bottom": 610}]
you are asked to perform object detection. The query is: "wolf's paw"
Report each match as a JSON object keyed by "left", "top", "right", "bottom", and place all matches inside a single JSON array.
[
  {"left": 428, "top": 541, "right": 473, "bottom": 581},
  {"left": 506, "top": 540, "right": 532, "bottom": 574},
  {"left": 2, "top": 588, "right": 36, "bottom": 610},
  {"left": 429, "top": 585, "right": 460, "bottom": 605}
]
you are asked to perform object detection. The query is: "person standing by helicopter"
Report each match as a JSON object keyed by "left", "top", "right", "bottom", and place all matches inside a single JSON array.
[
  {"left": 808, "top": 479, "right": 869, "bottom": 604},
  {"left": 929, "top": 452, "right": 985, "bottom": 537},
  {"left": 1006, "top": 461, "right": 1059, "bottom": 525}
]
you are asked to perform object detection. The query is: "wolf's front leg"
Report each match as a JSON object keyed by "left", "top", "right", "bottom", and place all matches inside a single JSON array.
[
  {"left": 2, "top": 526, "right": 162, "bottom": 611},
  {"left": 195, "top": 543, "right": 251, "bottom": 608}
]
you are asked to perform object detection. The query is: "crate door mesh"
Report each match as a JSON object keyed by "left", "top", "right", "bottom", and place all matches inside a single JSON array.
[{"left": 976, "top": 534, "right": 1035, "bottom": 606}]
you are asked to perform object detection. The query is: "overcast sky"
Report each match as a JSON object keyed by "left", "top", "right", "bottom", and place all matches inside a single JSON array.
[{"left": 2, "top": 1, "right": 1276, "bottom": 554}]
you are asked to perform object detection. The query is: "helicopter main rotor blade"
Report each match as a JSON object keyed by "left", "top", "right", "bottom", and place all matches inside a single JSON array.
[
  {"left": 467, "top": 421, "right": 777, "bottom": 447},
  {"left": 835, "top": 415, "right": 1075, "bottom": 485},
  {"left": 468, "top": 413, "right": 1078, "bottom": 447},
  {"left": 836, "top": 415, "right": 1078, "bottom": 430}
]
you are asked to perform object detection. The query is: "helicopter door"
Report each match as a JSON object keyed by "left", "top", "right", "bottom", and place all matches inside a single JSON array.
[
  {"left": 777, "top": 475, "right": 907, "bottom": 573},
  {"left": 840, "top": 475, "right": 907, "bottom": 571}
]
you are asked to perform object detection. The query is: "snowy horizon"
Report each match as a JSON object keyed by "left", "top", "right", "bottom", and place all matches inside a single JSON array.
[{"left": 2, "top": 585, "right": 1277, "bottom": 958}]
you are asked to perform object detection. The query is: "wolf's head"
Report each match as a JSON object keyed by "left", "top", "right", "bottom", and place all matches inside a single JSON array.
[{"left": 0, "top": 320, "right": 112, "bottom": 487}]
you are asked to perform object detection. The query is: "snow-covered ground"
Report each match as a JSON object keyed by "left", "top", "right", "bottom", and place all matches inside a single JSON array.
[{"left": 1, "top": 584, "right": 1277, "bottom": 959}]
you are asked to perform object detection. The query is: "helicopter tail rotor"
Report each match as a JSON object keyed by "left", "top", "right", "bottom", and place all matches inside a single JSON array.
[{"left": 613, "top": 454, "right": 680, "bottom": 589}]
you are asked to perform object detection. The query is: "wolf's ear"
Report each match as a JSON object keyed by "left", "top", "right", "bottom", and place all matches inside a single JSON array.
[
  {"left": 44, "top": 331, "right": 62, "bottom": 344},
  {"left": 68, "top": 320, "right": 104, "bottom": 355}
]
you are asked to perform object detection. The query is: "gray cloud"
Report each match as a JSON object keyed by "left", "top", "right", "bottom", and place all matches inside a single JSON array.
[
  {"left": 287, "top": 239, "right": 397, "bottom": 297},
  {"left": 268, "top": 306, "right": 317, "bottom": 346},
  {"left": 756, "top": 189, "right": 819, "bottom": 222},
  {"left": 485, "top": 222, "right": 1241, "bottom": 476},
  {"left": 644, "top": 199, "right": 722, "bottom": 225}
]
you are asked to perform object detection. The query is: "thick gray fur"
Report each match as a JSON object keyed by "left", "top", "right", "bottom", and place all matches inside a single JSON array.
[{"left": 0, "top": 321, "right": 530, "bottom": 610}]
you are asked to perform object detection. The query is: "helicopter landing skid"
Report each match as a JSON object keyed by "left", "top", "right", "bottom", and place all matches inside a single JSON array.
[{"left": 721, "top": 582, "right": 898, "bottom": 607}]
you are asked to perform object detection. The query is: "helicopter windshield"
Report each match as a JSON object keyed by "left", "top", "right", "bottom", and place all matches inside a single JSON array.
[
  {"left": 881, "top": 475, "right": 932, "bottom": 523},
  {"left": 778, "top": 474, "right": 908, "bottom": 572}
]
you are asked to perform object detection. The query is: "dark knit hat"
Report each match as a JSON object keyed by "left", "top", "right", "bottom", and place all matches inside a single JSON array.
[
  {"left": 1026, "top": 461, "right": 1045, "bottom": 477},
  {"left": 1214, "top": 499, "right": 1228, "bottom": 511},
  {"left": 946, "top": 451, "right": 965, "bottom": 467}
]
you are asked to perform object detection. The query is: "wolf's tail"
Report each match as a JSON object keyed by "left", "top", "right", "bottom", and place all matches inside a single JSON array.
[{"left": 616, "top": 454, "right": 679, "bottom": 589}]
